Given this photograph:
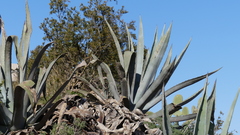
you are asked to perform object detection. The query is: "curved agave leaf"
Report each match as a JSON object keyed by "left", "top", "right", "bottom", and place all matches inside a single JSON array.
[
  {"left": 137, "top": 39, "right": 189, "bottom": 110},
  {"left": 0, "top": 102, "right": 12, "bottom": 126},
  {"left": 10, "top": 80, "right": 34, "bottom": 131},
  {"left": 97, "top": 66, "right": 106, "bottom": 90},
  {"left": 35, "top": 67, "right": 46, "bottom": 99},
  {"left": 36, "top": 53, "right": 66, "bottom": 100},
  {"left": 142, "top": 69, "right": 219, "bottom": 111},
  {"left": 34, "top": 99, "right": 62, "bottom": 130},
  {"left": 148, "top": 87, "right": 203, "bottom": 119},
  {"left": 15, "top": 1, "right": 32, "bottom": 83},
  {"left": 28, "top": 43, "right": 52, "bottom": 80},
  {"left": 4, "top": 36, "right": 14, "bottom": 112},
  {"left": 105, "top": 20, "right": 124, "bottom": 67},
  {"left": 134, "top": 24, "right": 172, "bottom": 104},
  {"left": 177, "top": 87, "right": 204, "bottom": 107},
  {"left": 135, "top": 60, "right": 176, "bottom": 110},
  {"left": 126, "top": 52, "right": 136, "bottom": 102},
  {"left": 28, "top": 63, "right": 86, "bottom": 124},
  {"left": 100, "top": 62, "right": 120, "bottom": 101},
  {"left": 77, "top": 77, "right": 107, "bottom": 100}
]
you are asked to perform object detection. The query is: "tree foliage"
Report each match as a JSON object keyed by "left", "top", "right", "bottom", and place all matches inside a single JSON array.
[{"left": 28, "top": 0, "right": 136, "bottom": 98}]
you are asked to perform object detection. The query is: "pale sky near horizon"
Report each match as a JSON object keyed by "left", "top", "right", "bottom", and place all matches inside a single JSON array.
[{"left": 1, "top": 0, "right": 240, "bottom": 133}]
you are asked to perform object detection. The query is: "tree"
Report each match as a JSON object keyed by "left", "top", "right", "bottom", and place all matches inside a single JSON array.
[
  {"left": 28, "top": 0, "right": 136, "bottom": 98},
  {"left": 79, "top": 0, "right": 136, "bottom": 66}
]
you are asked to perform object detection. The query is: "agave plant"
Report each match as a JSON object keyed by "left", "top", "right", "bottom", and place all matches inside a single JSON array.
[
  {"left": 78, "top": 17, "right": 219, "bottom": 123},
  {"left": 0, "top": 1, "right": 85, "bottom": 133},
  {"left": 160, "top": 77, "right": 240, "bottom": 135}
]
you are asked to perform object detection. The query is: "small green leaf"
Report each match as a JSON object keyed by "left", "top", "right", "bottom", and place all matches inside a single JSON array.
[{"left": 173, "top": 94, "right": 183, "bottom": 104}]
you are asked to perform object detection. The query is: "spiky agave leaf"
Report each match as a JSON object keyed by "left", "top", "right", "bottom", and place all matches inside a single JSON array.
[
  {"left": 36, "top": 53, "right": 66, "bottom": 100},
  {"left": 161, "top": 85, "right": 172, "bottom": 135},
  {"left": 3, "top": 37, "right": 14, "bottom": 112},
  {"left": 148, "top": 87, "right": 203, "bottom": 119},
  {"left": 10, "top": 80, "right": 35, "bottom": 131},
  {"left": 193, "top": 77, "right": 208, "bottom": 135},
  {"left": 206, "top": 81, "right": 216, "bottom": 134},
  {"left": 28, "top": 43, "right": 52, "bottom": 80},
  {"left": 220, "top": 89, "right": 240, "bottom": 135},
  {"left": 141, "top": 69, "right": 219, "bottom": 112},
  {"left": 15, "top": 1, "right": 32, "bottom": 83},
  {"left": 134, "top": 24, "right": 172, "bottom": 104},
  {"left": 102, "top": 18, "right": 219, "bottom": 118},
  {"left": 105, "top": 19, "right": 124, "bottom": 67}
]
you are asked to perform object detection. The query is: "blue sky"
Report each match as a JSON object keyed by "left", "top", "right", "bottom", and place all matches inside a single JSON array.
[{"left": 1, "top": 0, "right": 240, "bottom": 133}]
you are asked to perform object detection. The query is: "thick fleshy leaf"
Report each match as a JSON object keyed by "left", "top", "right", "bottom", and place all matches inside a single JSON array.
[
  {"left": 134, "top": 17, "right": 144, "bottom": 93},
  {"left": 193, "top": 78, "right": 208, "bottom": 135},
  {"left": 206, "top": 81, "right": 216, "bottom": 134},
  {"left": 35, "top": 67, "right": 46, "bottom": 98},
  {"left": 100, "top": 62, "right": 120, "bottom": 101},
  {"left": 220, "top": 89, "right": 240, "bottom": 135},
  {"left": 165, "top": 69, "right": 219, "bottom": 97},
  {"left": 142, "top": 69, "right": 219, "bottom": 111},
  {"left": 170, "top": 113, "right": 197, "bottom": 122},
  {"left": 142, "top": 28, "right": 158, "bottom": 78},
  {"left": 135, "top": 60, "right": 175, "bottom": 110},
  {"left": 34, "top": 99, "right": 63, "bottom": 130},
  {"left": 28, "top": 43, "right": 52, "bottom": 80},
  {"left": 0, "top": 102, "right": 12, "bottom": 126},
  {"left": 4, "top": 36, "right": 14, "bottom": 112},
  {"left": 173, "top": 40, "right": 191, "bottom": 70},
  {"left": 17, "top": 1, "right": 32, "bottom": 83},
  {"left": 125, "top": 24, "right": 134, "bottom": 52},
  {"left": 28, "top": 63, "right": 86, "bottom": 124},
  {"left": 0, "top": 16, "right": 7, "bottom": 71},
  {"left": 97, "top": 66, "right": 106, "bottom": 90},
  {"left": 121, "top": 78, "right": 128, "bottom": 98},
  {"left": 134, "top": 24, "right": 172, "bottom": 104},
  {"left": 78, "top": 77, "right": 106, "bottom": 100},
  {"left": 127, "top": 52, "right": 136, "bottom": 103},
  {"left": 36, "top": 54, "right": 66, "bottom": 100},
  {"left": 23, "top": 85, "right": 37, "bottom": 112},
  {"left": 123, "top": 51, "right": 134, "bottom": 76},
  {"left": 161, "top": 46, "right": 172, "bottom": 72},
  {"left": 161, "top": 85, "right": 172, "bottom": 135},
  {"left": 10, "top": 80, "right": 35, "bottom": 131},
  {"left": 105, "top": 20, "right": 124, "bottom": 67}
]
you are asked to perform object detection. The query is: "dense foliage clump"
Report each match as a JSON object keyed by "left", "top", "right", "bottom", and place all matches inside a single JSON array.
[{"left": 28, "top": 0, "right": 136, "bottom": 98}]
